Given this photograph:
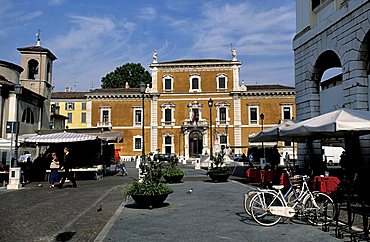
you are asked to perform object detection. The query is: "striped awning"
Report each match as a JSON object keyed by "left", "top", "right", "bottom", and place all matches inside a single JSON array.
[{"left": 20, "top": 132, "right": 99, "bottom": 143}]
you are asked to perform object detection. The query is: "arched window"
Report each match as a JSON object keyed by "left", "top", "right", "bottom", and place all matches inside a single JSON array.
[
  {"left": 28, "top": 59, "right": 39, "bottom": 80},
  {"left": 21, "top": 107, "right": 34, "bottom": 124},
  {"left": 189, "top": 74, "right": 202, "bottom": 92},
  {"left": 216, "top": 73, "right": 228, "bottom": 90}
]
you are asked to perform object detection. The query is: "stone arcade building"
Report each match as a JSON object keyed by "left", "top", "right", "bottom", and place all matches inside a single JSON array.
[{"left": 294, "top": 0, "right": 370, "bottom": 166}]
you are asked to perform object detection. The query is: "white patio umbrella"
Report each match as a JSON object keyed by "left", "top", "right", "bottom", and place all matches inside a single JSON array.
[
  {"left": 249, "top": 120, "right": 296, "bottom": 142},
  {"left": 279, "top": 108, "right": 370, "bottom": 139}
]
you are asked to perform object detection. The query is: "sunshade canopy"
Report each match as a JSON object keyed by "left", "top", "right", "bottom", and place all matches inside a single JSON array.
[
  {"left": 20, "top": 131, "right": 99, "bottom": 143},
  {"left": 279, "top": 108, "right": 370, "bottom": 139},
  {"left": 249, "top": 120, "right": 296, "bottom": 142}
]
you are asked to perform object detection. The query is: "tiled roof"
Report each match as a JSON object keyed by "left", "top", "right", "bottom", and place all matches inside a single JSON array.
[
  {"left": 244, "top": 84, "right": 295, "bottom": 90},
  {"left": 17, "top": 45, "right": 57, "bottom": 61},
  {"left": 158, "top": 59, "right": 231, "bottom": 64},
  {"left": 89, "top": 88, "right": 141, "bottom": 93},
  {"left": 0, "top": 60, "right": 23, "bottom": 73},
  {"left": 51, "top": 92, "right": 88, "bottom": 99}
]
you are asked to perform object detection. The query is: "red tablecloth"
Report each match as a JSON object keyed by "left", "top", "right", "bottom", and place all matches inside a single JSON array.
[
  {"left": 279, "top": 172, "right": 290, "bottom": 187},
  {"left": 260, "top": 170, "right": 275, "bottom": 184},
  {"left": 246, "top": 168, "right": 261, "bottom": 182},
  {"left": 312, "top": 176, "right": 340, "bottom": 195}
]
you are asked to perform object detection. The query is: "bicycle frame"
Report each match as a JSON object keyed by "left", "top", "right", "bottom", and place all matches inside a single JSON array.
[{"left": 255, "top": 176, "right": 320, "bottom": 218}]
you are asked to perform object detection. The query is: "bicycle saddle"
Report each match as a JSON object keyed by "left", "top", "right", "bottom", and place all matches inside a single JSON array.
[{"left": 272, "top": 185, "right": 285, "bottom": 190}]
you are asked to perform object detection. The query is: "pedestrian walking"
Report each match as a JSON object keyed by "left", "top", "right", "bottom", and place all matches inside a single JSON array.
[
  {"left": 49, "top": 152, "right": 59, "bottom": 188},
  {"left": 58, "top": 147, "right": 77, "bottom": 188}
]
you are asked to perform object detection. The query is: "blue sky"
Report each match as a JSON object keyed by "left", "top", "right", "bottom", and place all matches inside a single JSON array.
[{"left": 0, "top": 0, "right": 296, "bottom": 92}]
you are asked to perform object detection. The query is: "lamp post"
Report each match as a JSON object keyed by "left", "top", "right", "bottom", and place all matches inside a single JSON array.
[
  {"left": 260, "top": 113, "right": 265, "bottom": 158},
  {"left": 140, "top": 82, "right": 146, "bottom": 162},
  {"left": 208, "top": 98, "right": 214, "bottom": 160},
  {"left": 14, "top": 84, "right": 22, "bottom": 167},
  {"left": 7, "top": 84, "right": 22, "bottom": 189}
]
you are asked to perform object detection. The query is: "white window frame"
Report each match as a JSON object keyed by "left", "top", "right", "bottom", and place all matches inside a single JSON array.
[
  {"left": 216, "top": 73, "right": 228, "bottom": 90},
  {"left": 189, "top": 74, "right": 202, "bottom": 92},
  {"left": 281, "top": 105, "right": 293, "bottom": 120},
  {"left": 133, "top": 107, "right": 142, "bottom": 127},
  {"left": 162, "top": 132, "right": 174, "bottom": 155},
  {"left": 133, "top": 135, "right": 142, "bottom": 151},
  {"left": 215, "top": 102, "right": 230, "bottom": 126},
  {"left": 65, "top": 102, "right": 75, "bottom": 111},
  {"left": 99, "top": 106, "right": 111, "bottom": 127},
  {"left": 248, "top": 105, "right": 260, "bottom": 125},
  {"left": 162, "top": 75, "right": 174, "bottom": 92},
  {"left": 160, "top": 102, "right": 176, "bottom": 126},
  {"left": 219, "top": 133, "right": 228, "bottom": 150}
]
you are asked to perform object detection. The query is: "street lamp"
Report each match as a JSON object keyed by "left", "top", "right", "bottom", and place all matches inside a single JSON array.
[
  {"left": 14, "top": 84, "right": 22, "bottom": 167},
  {"left": 208, "top": 98, "right": 214, "bottom": 160},
  {"left": 260, "top": 113, "right": 265, "bottom": 158},
  {"left": 140, "top": 82, "right": 146, "bottom": 162}
]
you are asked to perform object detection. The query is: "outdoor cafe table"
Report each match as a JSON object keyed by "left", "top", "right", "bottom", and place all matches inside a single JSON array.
[
  {"left": 260, "top": 169, "right": 275, "bottom": 184},
  {"left": 246, "top": 168, "right": 261, "bottom": 183},
  {"left": 279, "top": 172, "right": 290, "bottom": 187},
  {"left": 312, "top": 176, "right": 340, "bottom": 195}
]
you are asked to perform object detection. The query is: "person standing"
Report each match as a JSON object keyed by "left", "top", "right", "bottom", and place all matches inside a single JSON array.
[
  {"left": 58, "top": 147, "right": 77, "bottom": 188},
  {"left": 49, "top": 152, "right": 59, "bottom": 188}
]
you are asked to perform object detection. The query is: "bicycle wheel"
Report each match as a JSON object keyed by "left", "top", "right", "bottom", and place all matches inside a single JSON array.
[
  {"left": 303, "top": 192, "right": 335, "bottom": 226},
  {"left": 243, "top": 190, "right": 257, "bottom": 216},
  {"left": 250, "top": 192, "right": 284, "bottom": 226}
]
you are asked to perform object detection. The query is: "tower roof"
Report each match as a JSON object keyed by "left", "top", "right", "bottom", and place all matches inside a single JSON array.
[{"left": 17, "top": 45, "right": 57, "bottom": 61}]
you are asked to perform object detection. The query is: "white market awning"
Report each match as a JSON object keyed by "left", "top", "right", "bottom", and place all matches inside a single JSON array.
[{"left": 20, "top": 131, "right": 99, "bottom": 144}]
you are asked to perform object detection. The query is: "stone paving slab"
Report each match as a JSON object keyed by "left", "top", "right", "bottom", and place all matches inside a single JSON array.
[{"left": 102, "top": 175, "right": 342, "bottom": 242}]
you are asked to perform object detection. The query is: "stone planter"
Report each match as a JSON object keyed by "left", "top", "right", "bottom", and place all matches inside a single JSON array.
[
  {"left": 163, "top": 175, "right": 184, "bottom": 183},
  {"left": 131, "top": 192, "right": 172, "bottom": 208},
  {"left": 208, "top": 172, "right": 231, "bottom": 183}
]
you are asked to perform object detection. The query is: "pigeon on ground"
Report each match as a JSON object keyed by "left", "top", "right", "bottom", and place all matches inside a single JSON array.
[
  {"left": 97, "top": 204, "right": 102, "bottom": 212},
  {"left": 186, "top": 188, "right": 193, "bottom": 194}
]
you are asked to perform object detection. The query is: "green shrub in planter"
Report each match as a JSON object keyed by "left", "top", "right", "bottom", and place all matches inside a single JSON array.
[
  {"left": 162, "top": 167, "right": 186, "bottom": 177},
  {"left": 124, "top": 155, "right": 173, "bottom": 207},
  {"left": 126, "top": 180, "right": 173, "bottom": 196},
  {"left": 206, "top": 150, "right": 231, "bottom": 182}
]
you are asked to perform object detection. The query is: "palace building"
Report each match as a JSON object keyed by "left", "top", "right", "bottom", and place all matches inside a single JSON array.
[{"left": 82, "top": 50, "right": 295, "bottom": 161}]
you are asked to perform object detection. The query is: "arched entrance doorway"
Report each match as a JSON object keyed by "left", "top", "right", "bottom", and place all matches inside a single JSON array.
[{"left": 189, "top": 130, "right": 203, "bottom": 158}]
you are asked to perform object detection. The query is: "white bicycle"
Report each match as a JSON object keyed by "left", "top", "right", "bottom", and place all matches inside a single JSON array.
[{"left": 249, "top": 175, "right": 336, "bottom": 226}]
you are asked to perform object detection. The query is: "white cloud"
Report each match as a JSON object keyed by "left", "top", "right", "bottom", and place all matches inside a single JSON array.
[
  {"left": 189, "top": 3, "right": 295, "bottom": 57},
  {"left": 48, "top": 15, "right": 148, "bottom": 91},
  {"left": 17, "top": 11, "right": 43, "bottom": 21},
  {"left": 47, "top": 0, "right": 64, "bottom": 5},
  {"left": 138, "top": 7, "right": 157, "bottom": 21}
]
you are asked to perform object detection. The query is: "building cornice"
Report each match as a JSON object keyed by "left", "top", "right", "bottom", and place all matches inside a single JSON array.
[{"left": 86, "top": 93, "right": 150, "bottom": 99}]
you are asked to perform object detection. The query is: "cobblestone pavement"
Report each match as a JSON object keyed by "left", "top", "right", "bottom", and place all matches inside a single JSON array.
[
  {"left": 0, "top": 165, "right": 136, "bottom": 242},
  {"left": 0, "top": 164, "right": 360, "bottom": 241}
]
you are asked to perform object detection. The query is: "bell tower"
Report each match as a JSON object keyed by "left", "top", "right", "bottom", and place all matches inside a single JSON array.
[
  {"left": 17, "top": 31, "right": 57, "bottom": 130},
  {"left": 17, "top": 30, "right": 57, "bottom": 98}
]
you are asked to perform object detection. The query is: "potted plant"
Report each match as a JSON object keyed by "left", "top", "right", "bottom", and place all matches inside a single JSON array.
[
  {"left": 161, "top": 155, "right": 186, "bottom": 183},
  {"left": 206, "top": 150, "right": 232, "bottom": 182},
  {"left": 125, "top": 155, "right": 173, "bottom": 209}
]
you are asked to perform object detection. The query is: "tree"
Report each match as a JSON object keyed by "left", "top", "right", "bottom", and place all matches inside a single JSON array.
[{"left": 101, "top": 63, "right": 151, "bottom": 89}]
